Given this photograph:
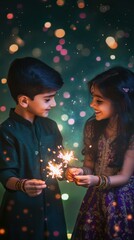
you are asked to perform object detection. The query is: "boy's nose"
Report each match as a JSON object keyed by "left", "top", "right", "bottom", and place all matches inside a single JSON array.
[{"left": 51, "top": 98, "right": 56, "bottom": 107}]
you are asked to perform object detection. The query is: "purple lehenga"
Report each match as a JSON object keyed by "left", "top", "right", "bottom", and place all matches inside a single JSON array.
[{"left": 71, "top": 132, "right": 134, "bottom": 240}]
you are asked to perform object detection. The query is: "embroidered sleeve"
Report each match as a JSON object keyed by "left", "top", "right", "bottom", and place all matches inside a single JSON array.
[
  {"left": 82, "top": 118, "right": 95, "bottom": 172},
  {"left": 82, "top": 119, "right": 93, "bottom": 154}
]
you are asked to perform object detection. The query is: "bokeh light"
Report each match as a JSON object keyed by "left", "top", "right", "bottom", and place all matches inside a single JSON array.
[
  {"left": 61, "top": 193, "right": 69, "bottom": 200},
  {"left": 54, "top": 29, "right": 65, "bottom": 38},
  {"left": 9, "top": 44, "right": 19, "bottom": 54}
]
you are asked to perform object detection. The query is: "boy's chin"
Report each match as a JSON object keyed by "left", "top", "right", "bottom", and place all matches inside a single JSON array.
[
  {"left": 37, "top": 113, "right": 49, "bottom": 118},
  {"left": 43, "top": 113, "right": 49, "bottom": 117}
]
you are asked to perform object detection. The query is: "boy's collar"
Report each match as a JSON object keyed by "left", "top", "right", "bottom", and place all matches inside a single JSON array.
[{"left": 10, "top": 108, "right": 37, "bottom": 126}]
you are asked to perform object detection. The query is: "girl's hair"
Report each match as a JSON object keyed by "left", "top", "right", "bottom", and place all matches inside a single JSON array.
[
  {"left": 7, "top": 57, "right": 64, "bottom": 103},
  {"left": 86, "top": 66, "right": 134, "bottom": 168}
]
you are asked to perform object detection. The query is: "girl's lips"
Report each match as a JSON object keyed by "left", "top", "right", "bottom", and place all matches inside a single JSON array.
[{"left": 94, "top": 111, "right": 101, "bottom": 114}]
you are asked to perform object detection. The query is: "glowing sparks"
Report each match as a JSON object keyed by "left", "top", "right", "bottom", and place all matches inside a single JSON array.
[
  {"left": 57, "top": 150, "right": 77, "bottom": 167},
  {"left": 46, "top": 161, "right": 63, "bottom": 178},
  {"left": 46, "top": 149, "right": 77, "bottom": 179}
]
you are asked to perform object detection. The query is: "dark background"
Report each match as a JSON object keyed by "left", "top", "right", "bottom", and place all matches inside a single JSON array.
[{"left": 0, "top": 0, "right": 133, "bottom": 237}]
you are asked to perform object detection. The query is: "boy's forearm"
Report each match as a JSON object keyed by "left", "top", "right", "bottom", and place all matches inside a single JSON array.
[{"left": 6, "top": 177, "right": 21, "bottom": 190}]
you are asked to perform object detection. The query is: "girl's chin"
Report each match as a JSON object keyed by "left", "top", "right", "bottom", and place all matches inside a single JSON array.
[{"left": 95, "top": 115, "right": 103, "bottom": 121}]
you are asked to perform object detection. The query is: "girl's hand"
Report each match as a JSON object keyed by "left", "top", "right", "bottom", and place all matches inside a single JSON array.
[
  {"left": 74, "top": 175, "right": 98, "bottom": 188},
  {"left": 65, "top": 167, "right": 83, "bottom": 182},
  {"left": 24, "top": 179, "right": 46, "bottom": 197}
]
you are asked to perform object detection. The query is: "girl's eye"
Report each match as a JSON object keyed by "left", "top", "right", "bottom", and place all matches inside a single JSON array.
[{"left": 96, "top": 99, "right": 103, "bottom": 104}]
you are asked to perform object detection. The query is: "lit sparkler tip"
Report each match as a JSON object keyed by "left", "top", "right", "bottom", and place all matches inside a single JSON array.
[
  {"left": 46, "top": 149, "right": 77, "bottom": 180},
  {"left": 57, "top": 150, "right": 78, "bottom": 165},
  {"left": 46, "top": 161, "right": 63, "bottom": 178}
]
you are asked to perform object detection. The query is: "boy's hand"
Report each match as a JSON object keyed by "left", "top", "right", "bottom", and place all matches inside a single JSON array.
[{"left": 24, "top": 179, "right": 46, "bottom": 197}]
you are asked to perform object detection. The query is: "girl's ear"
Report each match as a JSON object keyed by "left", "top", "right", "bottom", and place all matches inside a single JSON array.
[{"left": 17, "top": 95, "right": 29, "bottom": 108}]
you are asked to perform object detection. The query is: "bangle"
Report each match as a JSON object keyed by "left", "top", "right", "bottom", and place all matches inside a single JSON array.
[
  {"left": 100, "top": 175, "right": 106, "bottom": 188},
  {"left": 95, "top": 175, "right": 110, "bottom": 189},
  {"left": 15, "top": 179, "right": 28, "bottom": 192},
  {"left": 100, "top": 175, "right": 111, "bottom": 189},
  {"left": 106, "top": 176, "right": 111, "bottom": 188},
  {"left": 95, "top": 175, "right": 104, "bottom": 188},
  {"left": 101, "top": 175, "right": 107, "bottom": 188},
  {"left": 20, "top": 179, "right": 28, "bottom": 192},
  {"left": 96, "top": 176, "right": 101, "bottom": 186},
  {"left": 15, "top": 180, "right": 21, "bottom": 191}
]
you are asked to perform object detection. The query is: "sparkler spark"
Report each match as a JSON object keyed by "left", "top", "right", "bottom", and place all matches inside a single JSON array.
[
  {"left": 46, "top": 161, "right": 63, "bottom": 178},
  {"left": 46, "top": 149, "right": 77, "bottom": 179},
  {"left": 57, "top": 150, "right": 78, "bottom": 167}
]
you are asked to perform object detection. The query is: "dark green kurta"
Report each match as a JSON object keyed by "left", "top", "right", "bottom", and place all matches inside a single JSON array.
[{"left": 0, "top": 109, "right": 67, "bottom": 240}]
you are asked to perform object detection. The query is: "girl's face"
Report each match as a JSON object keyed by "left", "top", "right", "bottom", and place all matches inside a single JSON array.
[{"left": 90, "top": 85, "right": 115, "bottom": 121}]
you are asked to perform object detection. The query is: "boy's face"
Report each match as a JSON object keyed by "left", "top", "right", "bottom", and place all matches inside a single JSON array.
[{"left": 26, "top": 90, "right": 57, "bottom": 118}]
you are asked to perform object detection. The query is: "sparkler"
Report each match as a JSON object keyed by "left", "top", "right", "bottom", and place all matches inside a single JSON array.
[
  {"left": 46, "top": 161, "right": 63, "bottom": 179},
  {"left": 57, "top": 150, "right": 78, "bottom": 167},
  {"left": 46, "top": 149, "right": 77, "bottom": 179}
]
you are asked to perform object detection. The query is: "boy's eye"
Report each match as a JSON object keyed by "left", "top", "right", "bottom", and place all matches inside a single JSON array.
[{"left": 45, "top": 99, "right": 50, "bottom": 102}]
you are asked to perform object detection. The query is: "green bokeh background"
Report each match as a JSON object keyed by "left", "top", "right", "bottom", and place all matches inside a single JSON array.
[{"left": 0, "top": 0, "right": 133, "bottom": 235}]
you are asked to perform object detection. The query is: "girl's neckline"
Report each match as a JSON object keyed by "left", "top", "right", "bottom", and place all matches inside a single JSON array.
[{"left": 103, "top": 128, "right": 117, "bottom": 140}]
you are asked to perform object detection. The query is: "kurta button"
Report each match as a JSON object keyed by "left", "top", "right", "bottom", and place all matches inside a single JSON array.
[{"left": 35, "top": 151, "right": 39, "bottom": 155}]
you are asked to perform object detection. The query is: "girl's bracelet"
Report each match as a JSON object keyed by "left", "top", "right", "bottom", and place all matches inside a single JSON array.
[{"left": 95, "top": 175, "right": 111, "bottom": 189}]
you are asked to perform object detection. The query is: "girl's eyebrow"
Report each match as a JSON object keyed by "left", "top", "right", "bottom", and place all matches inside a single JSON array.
[{"left": 92, "top": 94, "right": 104, "bottom": 99}]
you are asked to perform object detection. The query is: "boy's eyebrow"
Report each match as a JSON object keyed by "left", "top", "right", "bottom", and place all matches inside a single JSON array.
[{"left": 43, "top": 93, "right": 56, "bottom": 98}]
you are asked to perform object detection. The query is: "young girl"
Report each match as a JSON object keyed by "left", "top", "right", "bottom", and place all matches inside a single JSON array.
[{"left": 66, "top": 66, "right": 134, "bottom": 239}]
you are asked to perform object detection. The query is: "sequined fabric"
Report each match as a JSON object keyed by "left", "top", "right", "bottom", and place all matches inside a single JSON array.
[{"left": 71, "top": 120, "right": 134, "bottom": 240}]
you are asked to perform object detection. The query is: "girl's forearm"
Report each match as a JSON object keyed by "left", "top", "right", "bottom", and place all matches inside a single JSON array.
[
  {"left": 94, "top": 174, "right": 131, "bottom": 189},
  {"left": 108, "top": 174, "right": 130, "bottom": 187}
]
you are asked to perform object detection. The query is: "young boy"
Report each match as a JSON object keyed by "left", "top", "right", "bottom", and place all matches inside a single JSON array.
[{"left": 0, "top": 57, "right": 67, "bottom": 240}]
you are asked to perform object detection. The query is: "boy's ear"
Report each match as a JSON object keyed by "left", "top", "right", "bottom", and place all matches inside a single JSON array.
[{"left": 18, "top": 95, "right": 29, "bottom": 108}]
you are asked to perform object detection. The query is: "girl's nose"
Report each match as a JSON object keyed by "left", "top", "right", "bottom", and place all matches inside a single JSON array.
[{"left": 90, "top": 100, "right": 94, "bottom": 108}]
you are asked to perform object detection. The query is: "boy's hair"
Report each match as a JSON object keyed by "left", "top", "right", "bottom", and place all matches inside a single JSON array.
[{"left": 7, "top": 57, "right": 64, "bottom": 102}]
